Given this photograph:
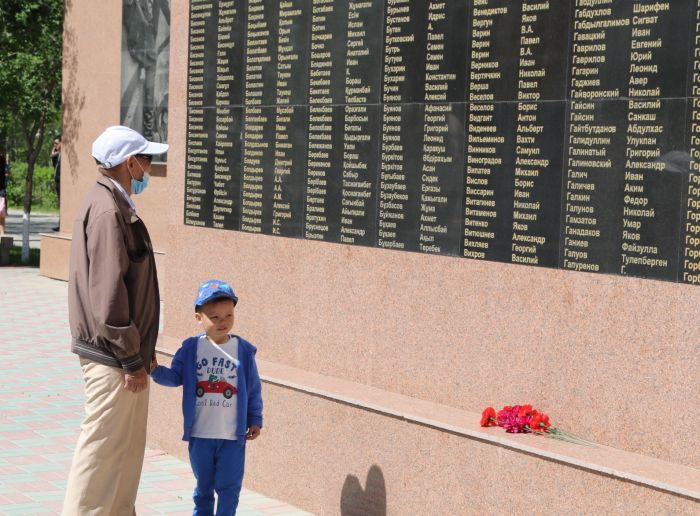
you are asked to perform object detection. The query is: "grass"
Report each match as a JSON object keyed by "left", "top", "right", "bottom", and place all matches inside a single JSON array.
[
  {"left": 32, "top": 206, "right": 59, "bottom": 215},
  {"left": 7, "top": 245, "right": 40, "bottom": 266},
  {"left": 6, "top": 206, "right": 59, "bottom": 215}
]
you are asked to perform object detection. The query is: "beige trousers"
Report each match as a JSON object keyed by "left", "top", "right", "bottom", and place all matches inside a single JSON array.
[{"left": 63, "top": 358, "right": 149, "bottom": 516}]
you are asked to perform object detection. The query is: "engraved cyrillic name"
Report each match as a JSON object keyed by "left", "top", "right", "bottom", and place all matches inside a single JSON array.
[
  {"left": 619, "top": 3, "right": 669, "bottom": 277},
  {"left": 463, "top": 101, "right": 500, "bottom": 260},
  {"left": 569, "top": 2, "right": 628, "bottom": 101},
  {"left": 561, "top": 99, "right": 611, "bottom": 274},
  {"left": 681, "top": 3, "right": 700, "bottom": 284},
  {"left": 382, "top": 0, "right": 414, "bottom": 103},
  {"left": 185, "top": 105, "right": 208, "bottom": 227},
  {"left": 185, "top": 1, "right": 216, "bottom": 227},
  {"left": 276, "top": 1, "right": 306, "bottom": 105},
  {"left": 210, "top": 1, "right": 244, "bottom": 230},
  {"left": 463, "top": 2, "right": 510, "bottom": 258},
  {"left": 345, "top": 0, "right": 381, "bottom": 104},
  {"left": 512, "top": 104, "right": 546, "bottom": 266},
  {"left": 562, "top": 3, "right": 629, "bottom": 273},
  {"left": 510, "top": 0, "right": 566, "bottom": 267},
  {"left": 378, "top": 104, "right": 408, "bottom": 250},
  {"left": 215, "top": 0, "right": 236, "bottom": 106},
  {"left": 422, "top": 1, "right": 450, "bottom": 103},
  {"left": 467, "top": 2, "right": 508, "bottom": 103},
  {"left": 241, "top": 106, "right": 268, "bottom": 233},
  {"left": 416, "top": 0, "right": 463, "bottom": 256},
  {"left": 245, "top": 0, "right": 273, "bottom": 106},
  {"left": 308, "top": 0, "right": 336, "bottom": 104},
  {"left": 188, "top": 2, "right": 214, "bottom": 106},
  {"left": 685, "top": 98, "right": 700, "bottom": 283},
  {"left": 304, "top": 0, "right": 341, "bottom": 241},
  {"left": 211, "top": 104, "right": 238, "bottom": 230},
  {"left": 305, "top": 105, "right": 334, "bottom": 240},
  {"left": 262, "top": 1, "right": 309, "bottom": 237},
  {"left": 419, "top": 103, "right": 461, "bottom": 255},
  {"left": 337, "top": 2, "right": 380, "bottom": 245},
  {"left": 340, "top": 104, "right": 377, "bottom": 246},
  {"left": 271, "top": 106, "right": 294, "bottom": 235}
]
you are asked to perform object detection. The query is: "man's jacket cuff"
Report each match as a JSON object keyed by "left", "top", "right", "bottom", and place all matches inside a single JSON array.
[{"left": 121, "top": 354, "right": 144, "bottom": 373}]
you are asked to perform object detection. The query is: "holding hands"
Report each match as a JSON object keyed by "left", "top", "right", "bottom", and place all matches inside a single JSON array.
[{"left": 246, "top": 425, "right": 261, "bottom": 440}]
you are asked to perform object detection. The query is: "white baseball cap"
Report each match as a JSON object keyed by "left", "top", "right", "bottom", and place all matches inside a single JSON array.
[{"left": 92, "top": 125, "right": 169, "bottom": 168}]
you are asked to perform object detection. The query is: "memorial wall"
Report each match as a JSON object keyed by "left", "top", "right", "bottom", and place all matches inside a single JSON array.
[{"left": 183, "top": 0, "right": 700, "bottom": 285}]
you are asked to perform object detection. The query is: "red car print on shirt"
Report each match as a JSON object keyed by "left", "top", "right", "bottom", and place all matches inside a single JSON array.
[{"left": 196, "top": 380, "right": 237, "bottom": 399}]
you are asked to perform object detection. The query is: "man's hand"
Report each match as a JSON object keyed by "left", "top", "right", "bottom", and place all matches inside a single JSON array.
[
  {"left": 246, "top": 425, "right": 261, "bottom": 440},
  {"left": 150, "top": 355, "right": 158, "bottom": 372},
  {"left": 123, "top": 368, "right": 148, "bottom": 393}
]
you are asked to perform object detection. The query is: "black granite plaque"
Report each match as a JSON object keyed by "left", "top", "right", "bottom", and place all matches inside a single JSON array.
[
  {"left": 182, "top": 0, "right": 700, "bottom": 286},
  {"left": 304, "top": 104, "right": 343, "bottom": 242},
  {"left": 212, "top": 106, "right": 243, "bottom": 230},
  {"left": 308, "top": 1, "right": 348, "bottom": 105},
  {"left": 345, "top": 0, "right": 383, "bottom": 105},
  {"left": 215, "top": 0, "right": 246, "bottom": 107},
  {"left": 244, "top": 0, "right": 278, "bottom": 106},
  {"left": 377, "top": 103, "right": 423, "bottom": 252},
  {"left": 269, "top": 105, "right": 307, "bottom": 237},
  {"left": 240, "top": 106, "right": 273, "bottom": 233},
  {"left": 184, "top": 1, "right": 218, "bottom": 228},
  {"left": 185, "top": 107, "right": 215, "bottom": 228},
  {"left": 339, "top": 103, "right": 380, "bottom": 247}
]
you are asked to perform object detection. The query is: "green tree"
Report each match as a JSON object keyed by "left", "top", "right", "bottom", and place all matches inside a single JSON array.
[{"left": 0, "top": 0, "right": 63, "bottom": 262}]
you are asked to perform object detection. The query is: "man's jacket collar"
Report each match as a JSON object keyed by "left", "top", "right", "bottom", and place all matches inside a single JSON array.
[{"left": 96, "top": 175, "right": 139, "bottom": 224}]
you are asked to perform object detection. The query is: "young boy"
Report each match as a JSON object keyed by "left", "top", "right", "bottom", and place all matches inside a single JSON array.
[{"left": 151, "top": 279, "right": 263, "bottom": 515}]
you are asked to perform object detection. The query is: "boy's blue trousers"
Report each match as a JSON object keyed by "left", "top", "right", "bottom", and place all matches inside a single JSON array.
[{"left": 188, "top": 437, "right": 246, "bottom": 516}]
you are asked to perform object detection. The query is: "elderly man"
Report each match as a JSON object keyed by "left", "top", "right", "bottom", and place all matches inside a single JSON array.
[{"left": 63, "top": 125, "right": 167, "bottom": 515}]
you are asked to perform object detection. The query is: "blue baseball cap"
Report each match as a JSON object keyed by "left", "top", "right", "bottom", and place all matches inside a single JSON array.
[{"left": 194, "top": 279, "right": 238, "bottom": 309}]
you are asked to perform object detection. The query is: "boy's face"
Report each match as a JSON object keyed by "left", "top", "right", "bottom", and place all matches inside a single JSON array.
[{"left": 195, "top": 298, "right": 235, "bottom": 344}]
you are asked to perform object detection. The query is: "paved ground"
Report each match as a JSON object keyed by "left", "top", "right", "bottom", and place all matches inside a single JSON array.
[
  {"left": 2, "top": 208, "right": 59, "bottom": 249},
  {"left": 0, "top": 267, "right": 312, "bottom": 516}
]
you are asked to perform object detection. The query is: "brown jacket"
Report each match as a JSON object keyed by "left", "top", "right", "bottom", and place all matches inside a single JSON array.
[{"left": 68, "top": 176, "right": 160, "bottom": 373}]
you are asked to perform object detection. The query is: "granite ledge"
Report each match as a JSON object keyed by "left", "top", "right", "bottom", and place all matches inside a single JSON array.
[
  {"left": 39, "top": 231, "right": 72, "bottom": 241},
  {"left": 154, "top": 341, "right": 700, "bottom": 501}
]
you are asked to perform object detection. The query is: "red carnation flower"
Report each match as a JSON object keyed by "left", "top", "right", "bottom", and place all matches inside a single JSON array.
[
  {"left": 480, "top": 406, "right": 497, "bottom": 427},
  {"left": 518, "top": 404, "right": 534, "bottom": 418},
  {"left": 529, "top": 412, "right": 551, "bottom": 432}
]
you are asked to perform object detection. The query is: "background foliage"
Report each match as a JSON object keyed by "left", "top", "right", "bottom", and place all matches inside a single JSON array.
[
  {"left": 0, "top": 0, "right": 63, "bottom": 213},
  {"left": 6, "top": 163, "right": 58, "bottom": 212}
]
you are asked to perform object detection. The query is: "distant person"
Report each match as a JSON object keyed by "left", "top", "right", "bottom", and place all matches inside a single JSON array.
[
  {"left": 50, "top": 135, "right": 61, "bottom": 231},
  {"left": 0, "top": 153, "right": 7, "bottom": 235},
  {"left": 151, "top": 279, "right": 264, "bottom": 516},
  {"left": 63, "top": 125, "right": 167, "bottom": 515}
]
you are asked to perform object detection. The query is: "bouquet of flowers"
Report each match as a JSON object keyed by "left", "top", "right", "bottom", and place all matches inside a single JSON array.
[{"left": 480, "top": 404, "right": 593, "bottom": 446}]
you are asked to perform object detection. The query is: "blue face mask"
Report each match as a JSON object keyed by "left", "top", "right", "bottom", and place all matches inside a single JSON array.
[
  {"left": 131, "top": 172, "right": 150, "bottom": 195},
  {"left": 130, "top": 157, "right": 150, "bottom": 195}
]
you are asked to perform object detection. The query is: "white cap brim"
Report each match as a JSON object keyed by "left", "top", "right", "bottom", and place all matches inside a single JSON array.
[{"left": 140, "top": 141, "right": 169, "bottom": 156}]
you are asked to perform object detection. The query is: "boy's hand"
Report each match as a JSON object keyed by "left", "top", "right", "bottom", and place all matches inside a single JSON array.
[{"left": 246, "top": 425, "right": 261, "bottom": 440}]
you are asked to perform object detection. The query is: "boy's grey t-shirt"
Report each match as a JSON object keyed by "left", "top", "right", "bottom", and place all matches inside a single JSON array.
[{"left": 191, "top": 336, "right": 239, "bottom": 440}]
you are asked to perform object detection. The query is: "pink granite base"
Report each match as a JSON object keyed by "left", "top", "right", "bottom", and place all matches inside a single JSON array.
[
  {"left": 241, "top": 384, "right": 696, "bottom": 515},
  {"left": 161, "top": 233, "right": 700, "bottom": 470}
]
